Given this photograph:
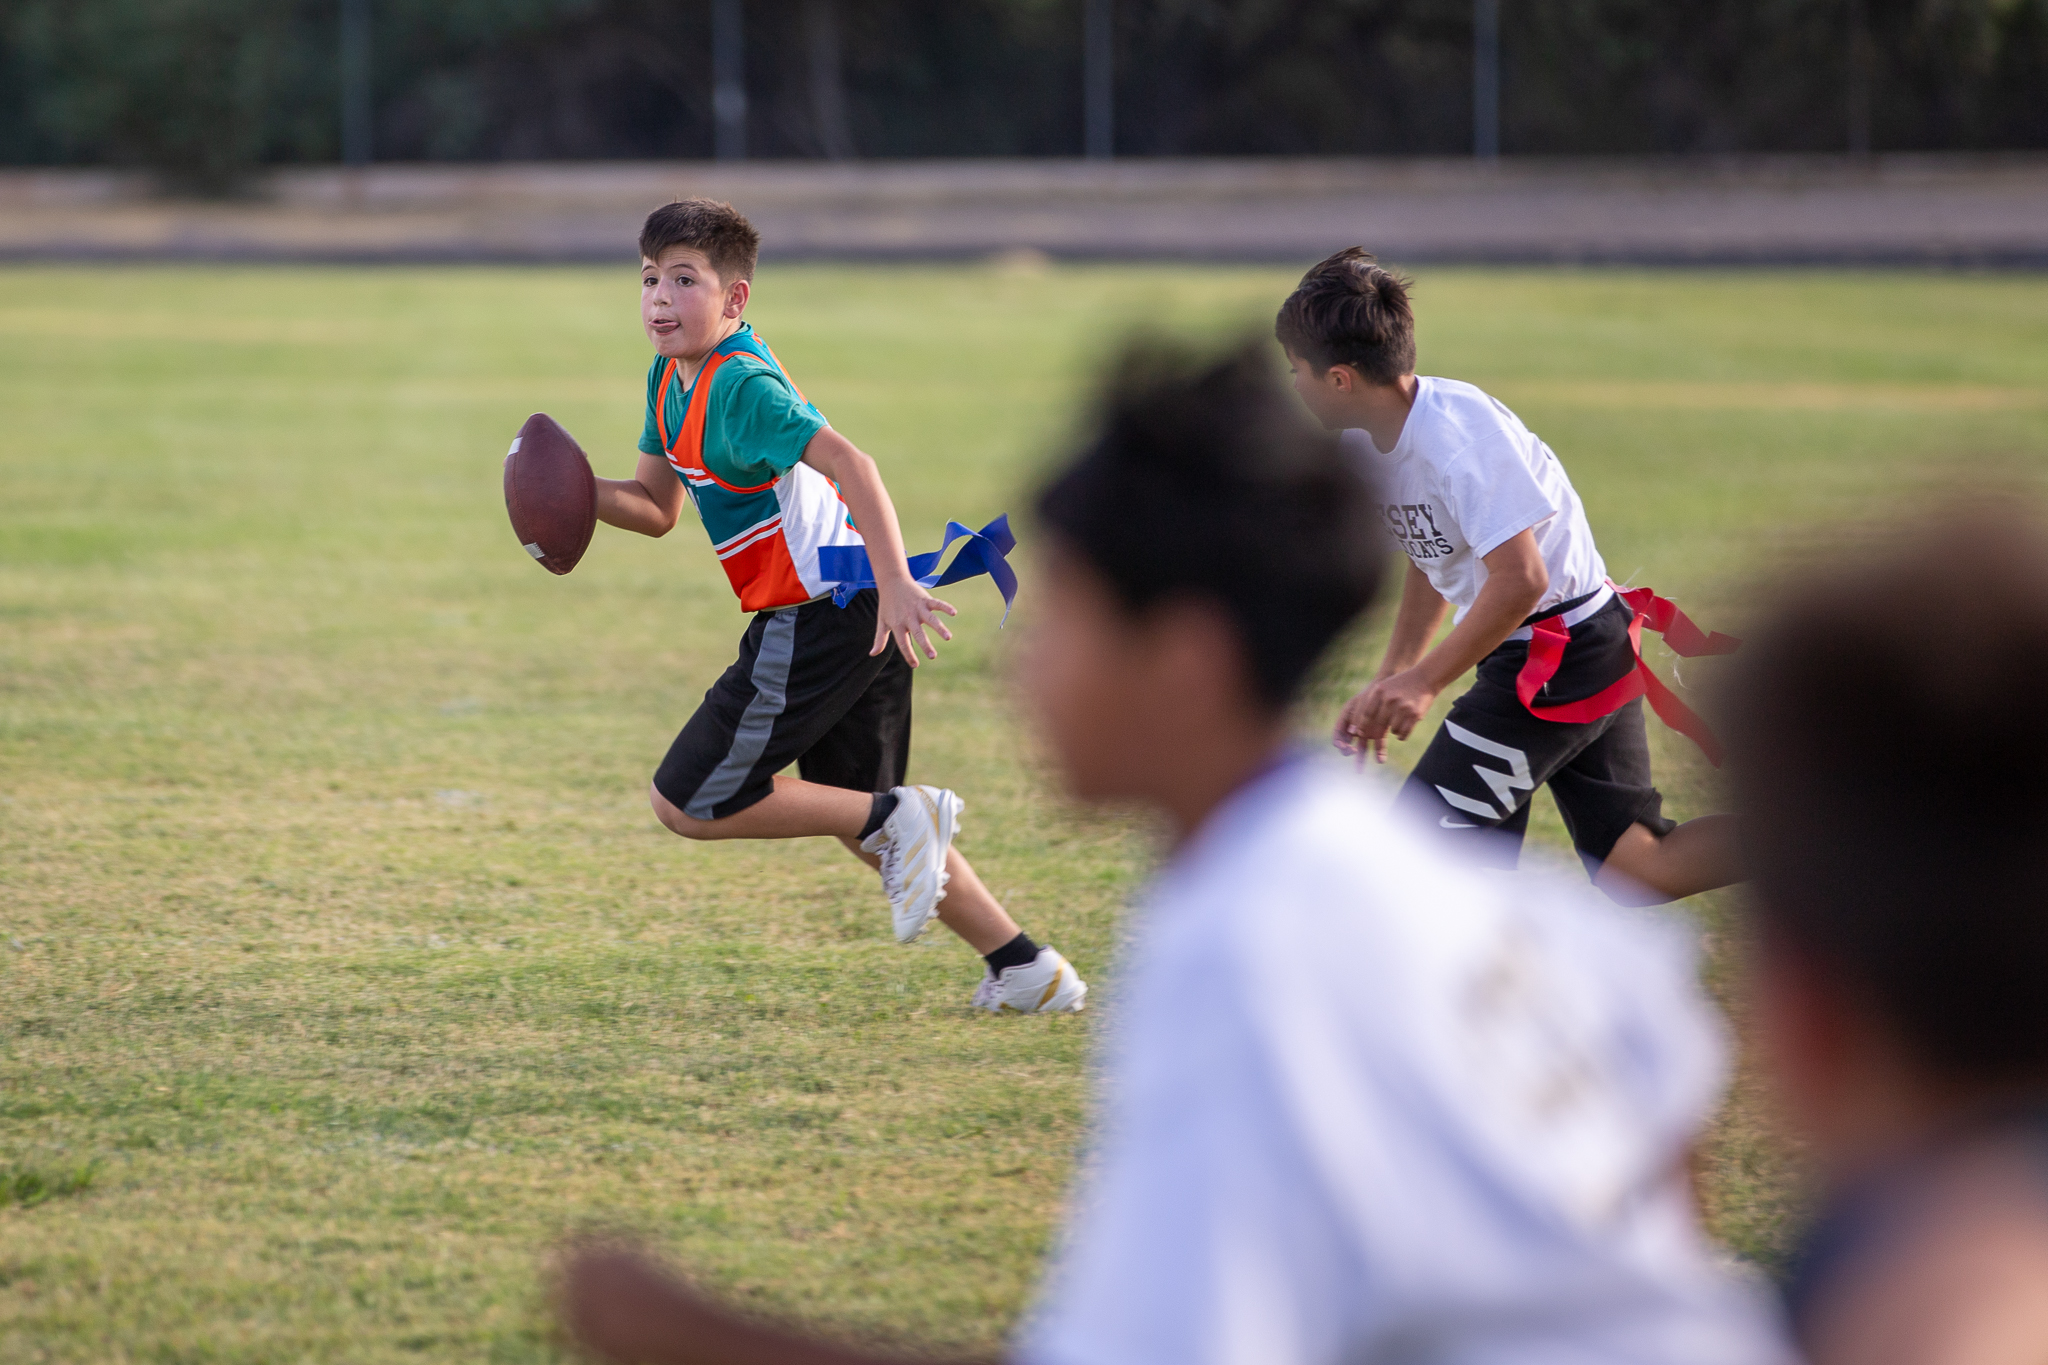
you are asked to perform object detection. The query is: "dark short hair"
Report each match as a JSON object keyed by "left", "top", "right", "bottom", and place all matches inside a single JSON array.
[
  {"left": 639, "top": 199, "right": 761, "bottom": 283},
  {"left": 1274, "top": 247, "right": 1416, "bottom": 384},
  {"left": 1035, "top": 339, "right": 1386, "bottom": 711},
  {"left": 1726, "top": 506, "right": 2048, "bottom": 1081}
]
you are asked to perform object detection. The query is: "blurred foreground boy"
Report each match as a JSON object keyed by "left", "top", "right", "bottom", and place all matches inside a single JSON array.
[
  {"left": 601, "top": 199, "right": 1083, "bottom": 1012},
  {"left": 557, "top": 343, "right": 1788, "bottom": 1365},
  {"left": 1729, "top": 509, "right": 2048, "bottom": 1365}
]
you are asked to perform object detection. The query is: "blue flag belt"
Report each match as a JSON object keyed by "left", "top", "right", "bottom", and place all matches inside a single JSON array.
[{"left": 818, "top": 514, "right": 1018, "bottom": 623}]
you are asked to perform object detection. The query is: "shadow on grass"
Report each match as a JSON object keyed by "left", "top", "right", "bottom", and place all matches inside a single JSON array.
[{"left": 0, "top": 1159, "right": 100, "bottom": 1209}]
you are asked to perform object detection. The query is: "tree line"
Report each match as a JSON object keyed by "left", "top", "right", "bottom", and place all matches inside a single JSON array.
[{"left": 0, "top": 0, "right": 2042, "bottom": 192}]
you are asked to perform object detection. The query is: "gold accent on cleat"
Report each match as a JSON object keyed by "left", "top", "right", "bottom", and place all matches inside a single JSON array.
[{"left": 1036, "top": 965, "right": 1065, "bottom": 1009}]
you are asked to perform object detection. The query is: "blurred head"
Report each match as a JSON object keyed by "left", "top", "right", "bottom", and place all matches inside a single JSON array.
[
  {"left": 1726, "top": 507, "right": 2048, "bottom": 1156},
  {"left": 1275, "top": 247, "right": 1416, "bottom": 428},
  {"left": 1019, "top": 340, "right": 1385, "bottom": 814},
  {"left": 639, "top": 199, "right": 759, "bottom": 359}
]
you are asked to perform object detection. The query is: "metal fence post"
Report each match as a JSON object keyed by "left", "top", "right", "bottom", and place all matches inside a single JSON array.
[
  {"left": 714, "top": 0, "right": 747, "bottom": 161},
  {"left": 1473, "top": 0, "right": 1500, "bottom": 161},
  {"left": 341, "top": 0, "right": 372, "bottom": 166},
  {"left": 1847, "top": 0, "right": 1874, "bottom": 157},
  {"left": 1084, "top": 0, "right": 1113, "bottom": 160}
]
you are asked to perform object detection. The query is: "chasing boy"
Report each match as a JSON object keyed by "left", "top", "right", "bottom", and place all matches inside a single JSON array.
[
  {"left": 1280, "top": 247, "right": 1741, "bottom": 903},
  {"left": 595, "top": 198, "right": 1084, "bottom": 1012}
]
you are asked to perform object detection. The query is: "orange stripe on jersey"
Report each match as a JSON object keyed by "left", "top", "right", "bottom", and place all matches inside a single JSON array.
[
  {"left": 656, "top": 353, "right": 780, "bottom": 495},
  {"left": 722, "top": 528, "right": 810, "bottom": 612},
  {"left": 757, "top": 340, "right": 808, "bottom": 404}
]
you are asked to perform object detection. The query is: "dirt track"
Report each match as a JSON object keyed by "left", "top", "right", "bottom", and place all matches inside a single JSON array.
[{"left": 2, "top": 156, "right": 2044, "bottom": 266}]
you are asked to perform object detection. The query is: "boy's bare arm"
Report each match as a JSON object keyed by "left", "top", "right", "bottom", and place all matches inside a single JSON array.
[
  {"left": 557, "top": 1245, "right": 987, "bottom": 1365},
  {"left": 597, "top": 453, "right": 690, "bottom": 537},
  {"left": 1374, "top": 562, "right": 1453, "bottom": 680},
  {"left": 801, "top": 428, "right": 956, "bottom": 668},
  {"left": 1336, "top": 530, "right": 1547, "bottom": 762}
]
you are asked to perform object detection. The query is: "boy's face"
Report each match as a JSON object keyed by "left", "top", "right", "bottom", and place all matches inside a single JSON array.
[
  {"left": 641, "top": 246, "right": 748, "bottom": 359},
  {"left": 1014, "top": 544, "right": 1252, "bottom": 808},
  {"left": 1285, "top": 350, "right": 1361, "bottom": 430},
  {"left": 1013, "top": 547, "right": 1157, "bottom": 804}
]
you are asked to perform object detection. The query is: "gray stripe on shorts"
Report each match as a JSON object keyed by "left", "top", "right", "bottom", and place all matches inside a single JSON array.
[{"left": 684, "top": 609, "right": 798, "bottom": 819}]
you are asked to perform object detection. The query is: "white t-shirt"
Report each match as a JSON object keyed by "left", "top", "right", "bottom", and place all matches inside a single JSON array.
[
  {"left": 1019, "top": 759, "right": 1792, "bottom": 1365},
  {"left": 1341, "top": 378, "right": 1608, "bottom": 622}
]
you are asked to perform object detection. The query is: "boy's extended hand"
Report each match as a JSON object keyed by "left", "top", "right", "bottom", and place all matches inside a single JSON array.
[
  {"left": 1334, "top": 668, "right": 1439, "bottom": 766},
  {"left": 554, "top": 1238, "right": 947, "bottom": 1365},
  {"left": 556, "top": 1242, "right": 714, "bottom": 1364},
  {"left": 873, "top": 576, "right": 957, "bottom": 667}
]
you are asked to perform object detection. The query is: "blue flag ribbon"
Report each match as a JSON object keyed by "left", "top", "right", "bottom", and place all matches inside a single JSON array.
[{"left": 817, "top": 514, "right": 1018, "bottom": 623}]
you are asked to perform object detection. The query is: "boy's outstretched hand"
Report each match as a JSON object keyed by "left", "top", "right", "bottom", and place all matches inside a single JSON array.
[
  {"left": 872, "top": 576, "right": 957, "bottom": 667},
  {"left": 556, "top": 1242, "right": 714, "bottom": 1364},
  {"left": 553, "top": 1239, "right": 950, "bottom": 1365},
  {"left": 1333, "top": 668, "right": 1439, "bottom": 766}
]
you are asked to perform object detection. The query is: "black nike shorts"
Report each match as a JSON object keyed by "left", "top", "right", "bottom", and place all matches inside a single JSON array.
[
  {"left": 653, "top": 589, "right": 911, "bottom": 821},
  {"left": 1396, "top": 591, "right": 1678, "bottom": 870}
]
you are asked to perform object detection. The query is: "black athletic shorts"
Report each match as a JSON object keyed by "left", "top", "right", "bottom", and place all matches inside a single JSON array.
[
  {"left": 1396, "top": 591, "right": 1678, "bottom": 870},
  {"left": 653, "top": 589, "right": 912, "bottom": 821}
]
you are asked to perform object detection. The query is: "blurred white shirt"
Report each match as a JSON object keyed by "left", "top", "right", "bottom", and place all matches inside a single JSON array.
[
  {"left": 1019, "top": 757, "right": 1791, "bottom": 1365},
  {"left": 1342, "top": 378, "right": 1608, "bottom": 623}
]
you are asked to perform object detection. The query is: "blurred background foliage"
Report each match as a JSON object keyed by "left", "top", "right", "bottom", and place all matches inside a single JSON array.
[{"left": 0, "top": 0, "right": 2043, "bottom": 189}]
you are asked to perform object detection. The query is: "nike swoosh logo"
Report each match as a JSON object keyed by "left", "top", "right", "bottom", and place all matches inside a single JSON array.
[{"left": 1440, "top": 816, "right": 1479, "bottom": 829}]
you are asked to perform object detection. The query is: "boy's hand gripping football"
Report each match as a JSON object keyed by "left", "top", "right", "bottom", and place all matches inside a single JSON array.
[{"left": 873, "top": 575, "right": 957, "bottom": 667}]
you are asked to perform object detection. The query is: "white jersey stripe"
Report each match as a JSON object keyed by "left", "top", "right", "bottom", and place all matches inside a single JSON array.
[
  {"left": 716, "top": 523, "right": 787, "bottom": 561},
  {"left": 712, "top": 514, "right": 782, "bottom": 555}
]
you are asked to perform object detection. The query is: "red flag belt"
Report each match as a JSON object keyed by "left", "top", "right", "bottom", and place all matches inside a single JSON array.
[{"left": 1514, "top": 584, "right": 1740, "bottom": 767}]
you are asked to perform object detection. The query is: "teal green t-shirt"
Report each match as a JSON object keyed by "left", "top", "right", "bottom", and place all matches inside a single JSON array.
[{"left": 637, "top": 326, "right": 829, "bottom": 484}]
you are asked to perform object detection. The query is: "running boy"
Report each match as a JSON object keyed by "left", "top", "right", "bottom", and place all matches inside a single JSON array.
[
  {"left": 596, "top": 198, "right": 1084, "bottom": 1013},
  {"left": 1279, "top": 247, "right": 1740, "bottom": 903}
]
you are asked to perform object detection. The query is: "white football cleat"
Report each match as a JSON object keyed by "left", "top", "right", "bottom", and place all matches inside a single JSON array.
[
  {"left": 971, "top": 947, "right": 1088, "bottom": 1014},
  {"left": 860, "top": 784, "right": 962, "bottom": 943}
]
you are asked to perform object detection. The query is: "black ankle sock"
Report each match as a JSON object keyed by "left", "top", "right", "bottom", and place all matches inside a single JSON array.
[
  {"left": 858, "top": 791, "right": 899, "bottom": 841},
  {"left": 984, "top": 932, "right": 1040, "bottom": 976}
]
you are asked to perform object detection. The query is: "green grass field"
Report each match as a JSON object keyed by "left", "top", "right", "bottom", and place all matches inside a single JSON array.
[{"left": 3, "top": 261, "right": 2045, "bottom": 1363}]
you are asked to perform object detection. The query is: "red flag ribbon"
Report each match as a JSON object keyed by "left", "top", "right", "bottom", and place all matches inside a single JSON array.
[{"left": 1514, "top": 585, "right": 1741, "bottom": 766}]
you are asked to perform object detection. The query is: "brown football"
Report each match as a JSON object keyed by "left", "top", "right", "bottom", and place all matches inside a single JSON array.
[{"left": 503, "top": 413, "right": 597, "bottom": 575}]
